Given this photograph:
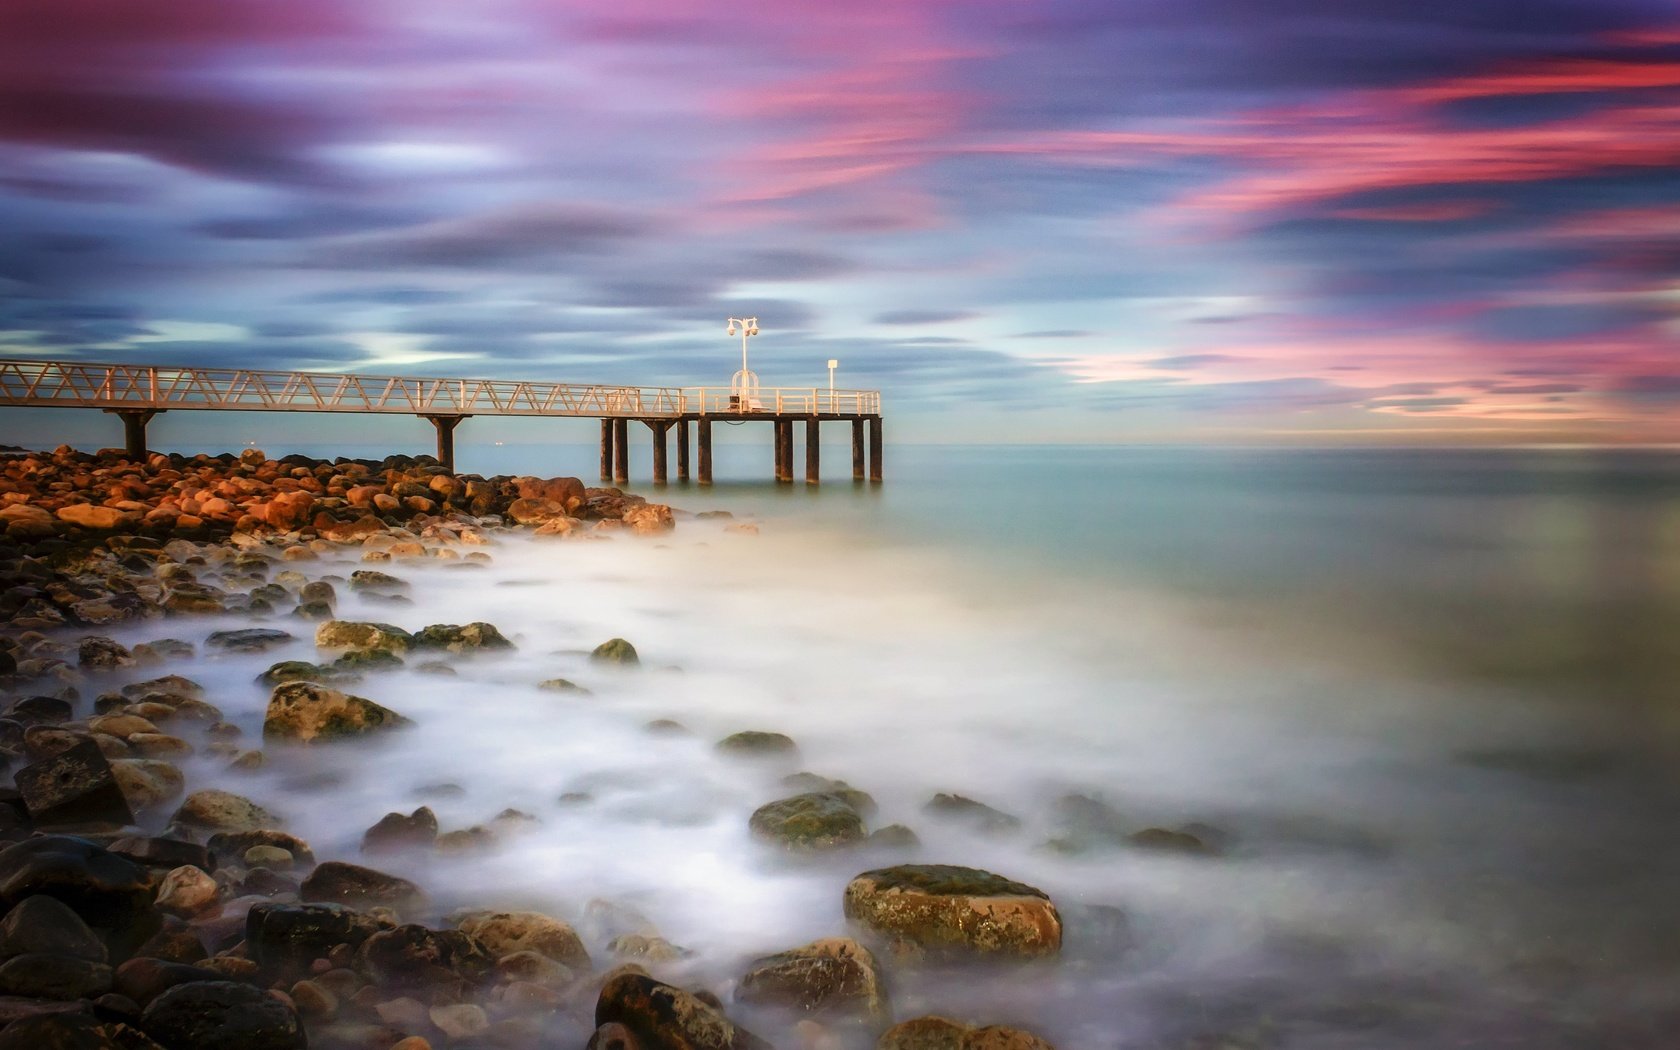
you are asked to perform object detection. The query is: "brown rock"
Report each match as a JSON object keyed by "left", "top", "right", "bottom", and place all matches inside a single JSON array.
[
  {"left": 595, "top": 972, "right": 768, "bottom": 1050},
  {"left": 736, "top": 937, "right": 887, "bottom": 1022},
  {"left": 263, "top": 681, "right": 410, "bottom": 743},
  {"left": 841, "top": 865, "right": 1061, "bottom": 960},
  {"left": 458, "top": 911, "right": 589, "bottom": 969}
]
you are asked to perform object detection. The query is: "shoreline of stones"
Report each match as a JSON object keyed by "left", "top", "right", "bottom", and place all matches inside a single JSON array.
[{"left": 0, "top": 446, "right": 1078, "bottom": 1050}]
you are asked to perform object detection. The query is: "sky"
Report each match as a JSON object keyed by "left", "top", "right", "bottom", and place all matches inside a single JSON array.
[{"left": 0, "top": 0, "right": 1677, "bottom": 446}]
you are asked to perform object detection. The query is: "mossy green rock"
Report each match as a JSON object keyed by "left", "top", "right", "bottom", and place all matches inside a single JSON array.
[
  {"left": 256, "top": 661, "right": 360, "bottom": 688},
  {"left": 314, "top": 620, "right": 413, "bottom": 655},
  {"left": 413, "top": 622, "right": 514, "bottom": 653},
  {"left": 590, "top": 638, "right": 638, "bottom": 665},
  {"left": 333, "top": 648, "right": 404, "bottom": 671},
  {"left": 749, "top": 793, "right": 867, "bottom": 851},
  {"left": 842, "top": 864, "right": 1062, "bottom": 960},
  {"left": 736, "top": 936, "right": 888, "bottom": 1022},
  {"left": 263, "top": 681, "right": 411, "bottom": 744},
  {"left": 716, "top": 731, "right": 799, "bottom": 758}
]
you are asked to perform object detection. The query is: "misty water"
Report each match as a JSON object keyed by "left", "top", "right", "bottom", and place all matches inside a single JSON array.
[{"left": 124, "top": 445, "right": 1680, "bottom": 1046}]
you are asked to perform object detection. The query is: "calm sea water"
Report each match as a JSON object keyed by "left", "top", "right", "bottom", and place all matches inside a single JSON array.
[{"left": 138, "top": 442, "right": 1680, "bottom": 1047}]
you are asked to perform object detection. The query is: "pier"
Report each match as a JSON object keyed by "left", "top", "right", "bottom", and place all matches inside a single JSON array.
[{"left": 0, "top": 358, "right": 883, "bottom": 483}]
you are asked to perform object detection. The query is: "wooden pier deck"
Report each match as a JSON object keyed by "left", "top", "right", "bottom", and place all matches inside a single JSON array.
[{"left": 0, "top": 358, "right": 883, "bottom": 483}]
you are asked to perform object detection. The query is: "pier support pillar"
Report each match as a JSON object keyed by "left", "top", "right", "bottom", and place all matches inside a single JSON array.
[
  {"left": 420, "top": 414, "right": 469, "bottom": 472},
  {"left": 774, "top": 419, "right": 793, "bottom": 483},
  {"left": 676, "top": 419, "right": 690, "bottom": 482},
  {"left": 612, "top": 418, "right": 629, "bottom": 485},
  {"left": 805, "top": 417, "right": 820, "bottom": 484},
  {"left": 851, "top": 419, "right": 865, "bottom": 481},
  {"left": 105, "top": 408, "right": 161, "bottom": 461},
  {"left": 697, "top": 418, "right": 713, "bottom": 485},
  {"left": 868, "top": 416, "right": 883, "bottom": 482},
  {"left": 648, "top": 420, "right": 670, "bottom": 484},
  {"left": 600, "top": 419, "right": 614, "bottom": 481}
]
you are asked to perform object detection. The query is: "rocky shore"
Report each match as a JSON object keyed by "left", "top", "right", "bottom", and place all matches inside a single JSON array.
[{"left": 0, "top": 446, "right": 1067, "bottom": 1050}]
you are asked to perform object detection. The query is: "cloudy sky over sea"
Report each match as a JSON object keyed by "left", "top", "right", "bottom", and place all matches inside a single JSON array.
[{"left": 1, "top": 0, "right": 1678, "bottom": 442}]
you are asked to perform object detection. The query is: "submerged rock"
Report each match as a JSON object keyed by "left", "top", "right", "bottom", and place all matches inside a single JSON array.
[
  {"left": 0, "top": 835, "right": 154, "bottom": 935},
  {"left": 314, "top": 620, "right": 413, "bottom": 656},
  {"left": 412, "top": 623, "right": 514, "bottom": 653},
  {"left": 749, "top": 793, "right": 867, "bottom": 851},
  {"left": 263, "top": 681, "right": 410, "bottom": 743},
  {"left": 736, "top": 937, "right": 888, "bottom": 1022},
  {"left": 245, "top": 902, "right": 385, "bottom": 976},
  {"left": 359, "top": 923, "right": 493, "bottom": 987},
  {"left": 300, "top": 861, "right": 423, "bottom": 912},
  {"left": 457, "top": 911, "right": 589, "bottom": 969},
  {"left": 0, "top": 894, "right": 108, "bottom": 963},
  {"left": 842, "top": 864, "right": 1062, "bottom": 960},
  {"left": 172, "top": 789, "right": 281, "bottom": 833},
  {"left": 349, "top": 570, "right": 408, "bottom": 593},
  {"left": 257, "top": 660, "right": 361, "bottom": 688},
  {"left": 923, "top": 793, "right": 1021, "bottom": 834},
  {"left": 206, "top": 628, "right": 295, "bottom": 653},
  {"left": 361, "top": 807, "right": 439, "bottom": 854},
  {"left": 139, "top": 979, "right": 306, "bottom": 1050},
  {"left": 595, "top": 971, "right": 768, "bottom": 1050},
  {"left": 590, "top": 638, "right": 639, "bottom": 665},
  {"left": 715, "top": 731, "right": 799, "bottom": 759}
]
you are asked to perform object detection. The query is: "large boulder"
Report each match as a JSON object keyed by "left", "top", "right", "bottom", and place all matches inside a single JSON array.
[
  {"left": 56, "top": 504, "right": 137, "bottom": 530},
  {"left": 595, "top": 971, "right": 768, "bottom": 1050},
  {"left": 748, "top": 793, "right": 867, "bottom": 851},
  {"left": 357, "top": 924, "right": 494, "bottom": 987},
  {"left": 14, "top": 738, "right": 135, "bottom": 828},
  {"left": 172, "top": 790, "right": 281, "bottom": 833},
  {"left": 361, "top": 807, "right": 438, "bottom": 854},
  {"left": 411, "top": 623, "right": 514, "bottom": 653},
  {"left": 513, "top": 476, "right": 586, "bottom": 513},
  {"left": 313, "top": 621, "right": 412, "bottom": 656},
  {"left": 735, "top": 937, "right": 887, "bottom": 1022},
  {"left": 506, "top": 498, "right": 569, "bottom": 526},
  {"left": 245, "top": 902, "right": 386, "bottom": 977},
  {"left": 623, "top": 504, "right": 675, "bottom": 535},
  {"left": 139, "top": 980, "right": 306, "bottom": 1050},
  {"left": 0, "top": 952, "right": 112, "bottom": 998},
  {"left": 0, "top": 836, "right": 156, "bottom": 949},
  {"left": 842, "top": 865, "right": 1062, "bottom": 960},
  {"left": 205, "top": 629, "right": 295, "bottom": 654},
  {"left": 0, "top": 894, "right": 108, "bottom": 963},
  {"left": 457, "top": 911, "right": 589, "bottom": 969},
  {"left": 300, "top": 861, "right": 423, "bottom": 912},
  {"left": 263, "top": 681, "right": 410, "bottom": 743},
  {"left": 590, "top": 638, "right": 638, "bottom": 665}
]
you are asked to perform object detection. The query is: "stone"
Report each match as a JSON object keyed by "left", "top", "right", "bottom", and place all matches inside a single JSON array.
[
  {"left": 288, "top": 977, "right": 337, "bottom": 1021},
  {"left": 6, "top": 695, "right": 73, "bottom": 726},
  {"left": 411, "top": 623, "right": 514, "bottom": 653},
  {"left": 506, "top": 498, "right": 568, "bottom": 525},
  {"left": 205, "top": 629, "right": 295, "bottom": 653},
  {"left": 110, "top": 760, "right": 185, "bottom": 812},
  {"left": 313, "top": 620, "right": 412, "bottom": 655},
  {"left": 781, "top": 774, "right": 877, "bottom": 818},
  {"left": 749, "top": 794, "right": 867, "bottom": 851},
  {"left": 208, "top": 831, "right": 314, "bottom": 867},
  {"left": 842, "top": 865, "right": 1062, "bottom": 960},
  {"left": 361, "top": 808, "right": 438, "bottom": 854},
  {"left": 590, "top": 638, "right": 638, "bottom": 665},
  {"left": 358, "top": 924, "right": 492, "bottom": 987},
  {"left": 736, "top": 937, "right": 887, "bottom": 1021},
  {"left": 0, "top": 837, "right": 155, "bottom": 951},
  {"left": 172, "top": 790, "right": 281, "bottom": 833},
  {"left": 132, "top": 639, "right": 195, "bottom": 663},
  {"left": 715, "top": 731, "right": 799, "bottom": 758},
  {"left": 114, "top": 958, "right": 227, "bottom": 1008},
  {"left": 867, "top": 825, "right": 921, "bottom": 849},
  {"left": 257, "top": 660, "right": 360, "bottom": 687},
  {"left": 245, "top": 903, "right": 386, "bottom": 977},
  {"left": 244, "top": 846, "right": 293, "bottom": 870},
  {"left": 56, "top": 504, "right": 136, "bottom": 530},
  {"left": 348, "top": 570, "right": 407, "bottom": 593},
  {"left": 876, "top": 1016, "right": 970, "bottom": 1050},
  {"left": 300, "top": 862, "right": 423, "bottom": 912},
  {"left": 0, "top": 1012, "right": 118, "bottom": 1050},
  {"left": 263, "top": 681, "right": 410, "bottom": 743},
  {"left": 332, "top": 648, "right": 404, "bottom": 671},
  {"left": 106, "top": 836, "right": 211, "bottom": 875},
  {"left": 129, "top": 734, "right": 193, "bottom": 760},
  {"left": 458, "top": 911, "right": 590, "bottom": 968},
  {"left": 121, "top": 676, "right": 203, "bottom": 700},
  {"left": 622, "top": 504, "right": 674, "bottom": 534},
  {"left": 15, "top": 739, "right": 136, "bottom": 828},
  {"left": 0, "top": 952, "right": 112, "bottom": 998},
  {"left": 965, "top": 1025, "right": 1057, "bottom": 1049},
  {"left": 155, "top": 866, "right": 218, "bottom": 916},
  {"left": 139, "top": 980, "right": 306, "bottom": 1050},
  {"left": 89, "top": 714, "right": 160, "bottom": 739},
  {"left": 1128, "top": 827, "right": 1212, "bottom": 855},
  {"left": 595, "top": 972, "right": 767, "bottom": 1050},
  {"left": 78, "top": 637, "right": 135, "bottom": 670},
  {"left": 538, "top": 677, "right": 587, "bottom": 693},
  {"left": 923, "top": 794, "right": 1021, "bottom": 834},
  {"left": 0, "top": 895, "right": 108, "bottom": 963},
  {"left": 429, "top": 1002, "right": 488, "bottom": 1040}
]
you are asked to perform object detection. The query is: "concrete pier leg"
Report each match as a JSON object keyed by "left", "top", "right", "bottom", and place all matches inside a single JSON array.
[
  {"left": 775, "top": 420, "right": 794, "bottom": 483},
  {"left": 612, "top": 418, "right": 629, "bottom": 485},
  {"left": 851, "top": 419, "right": 865, "bottom": 481},
  {"left": 650, "top": 421, "right": 669, "bottom": 484},
  {"left": 600, "top": 419, "right": 614, "bottom": 481},
  {"left": 697, "top": 418, "right": 713, "bottom": 485},
  {"left": 676, "top": 419, "right": 690, "bottom": 482},
  {"left": 421, "top": 414, "right": 468, "bottom": 472},
  {"left": 105, "top": 408, "right": 160, "bottom": 461},
  {"left": 805, "top": 416, "right": 820, "bottom": 484},
  {"left": 869, "top": 416, "right": 883, "bottom": 482}
]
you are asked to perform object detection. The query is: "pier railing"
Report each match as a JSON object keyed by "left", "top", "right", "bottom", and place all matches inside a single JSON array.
[{"left": 0, "top": 359, "right": 880, "bottom": 418}]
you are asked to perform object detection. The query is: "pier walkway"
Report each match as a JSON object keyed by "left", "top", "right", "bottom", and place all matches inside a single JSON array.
[{"left": 0, "top": 358, "right": 883, "bottom": 483}]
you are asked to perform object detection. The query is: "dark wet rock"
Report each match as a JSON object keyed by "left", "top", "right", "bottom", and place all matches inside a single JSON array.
[
  {"left": 589, "top": 638, "right": 638, "bottom": 665},
  {"left": 299, "top": 581, "right": 336, "bottom": 606},
  {"left": 867, "top": 824, "right": 921, "bottom": 849},
  {"left": 0, "top": 1012, "right": 117, "bottom": 1050},
  {"left": 538, "top": 677, "right": 588, "bottom": 693},
  {"left": 923, "top": 794, "right": 1021, "bottom": 834},
  {"left": 106, "top": 837, "right": 212, "bottom": 876},
  {"left": 595, "top": 971, "right": 768, "bottom": 1050},
  {"left": 0, "top": 837, "right": 156, "bottom": 954},
  {"left": 291, "top": 600, "right": 334, "bottom": 622},
  {"left": 0, "top": 953, "right": 112, "bottom": 999},
  {"left": 16, "top": 739, "right": 136, "bottom": 828},
  {"left": 120, "top": 676, "right": 203, "bottom": 701},
  {"left": 131, "top": 639, "right": 194, "bottom": 664},
  {"left": 23, "top": 726, "right": 91, "bottom": 763},
  {"left": 6, "top": 695, "right": 74, "bottom": 727},
  {"left": 331, "top": 648, "right": 404, "bottom": 672},
  {"left": 256, "top": 661, "right": 360, "bottom": 688},
  {"left": 348, "top": 570, "right": 407, "bottom": 593},
  {"left": 263, "top": 681, "right": 410, "bottom": 743},
  {"left": 357, "top": 924, "right": 493, "bottom": 987},
  {"left": 361, "top": 808, "right": 438, "bottom": 854},
  {"left": 781, "top": 774, "right": 876, "bottom": 818},
  {"left": 842, "top": 865, "right": 1062, "bottom": 960},
  {"left": 608, "top": 934, "right": 690, "bottom": 963},
  {"left": 413, "top": 661, "right": 456, "bottom": 676},
  {"left": 132, "top": 916, "right": 209, "bottom": 964},
  {"left": 411, "top": 623, "right": 514, "bottom": 653},
  {"left": 207, "top": 830, "right": 314, "bottom": 866},
  {"left": 300, "top": 861, "right": 423, "bottom": 912},
  {"left": 643, "top": 719, "right": 689, "bottom": 735},
  {"left": 714, "top": 731, "right": 798, "bottom": 758},
  {"left": 139, "top": 980, "right": 305, "bottom": 1050},
  {"left": 78, "top": 637, "right": 135, "bottom": 671},
  {"left": 313, "top": 621, "right": 412, "bottom": 656},
  {"left": 457, "top": 911, "right": 589, "bottom": 968},
  {"left": 171, "top": 790, "right": 280, "bottom": 833},
  {"left": 205, "top": 629, "right": 294, "bottom": 654},
  {"left": 749, "top": 793, "right": 867, "bottom": 851},
  {"left": 1129, "top": 827, "right": 1213, "bottom": 855},
  {"left": 736, "top": 937, "right": 888, "bottom": 1022},
  {"left": 0, "top": 894, "right": 109, "bottom": 963},
  {"left": 108, "top": 760, "right": 185, "bottom": 813},
  {"left": 245, "top": 903, "right": 386, "bottom": 977}
]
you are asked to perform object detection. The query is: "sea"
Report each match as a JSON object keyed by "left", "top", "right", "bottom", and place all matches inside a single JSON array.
[{"left": 126, "top": 442, "right": 1680, "bottom": 1047}]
